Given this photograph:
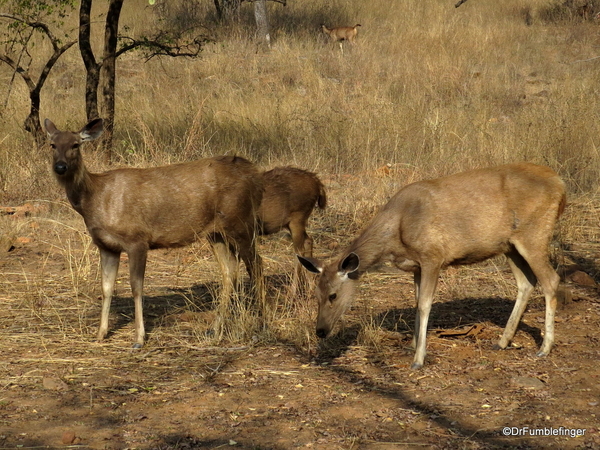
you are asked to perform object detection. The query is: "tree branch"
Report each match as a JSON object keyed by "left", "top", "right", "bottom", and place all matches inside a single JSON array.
[
  {"left": 0, "top": 54, "right": 36, "bottom": 91},
  {"left": 0, "top": 39, "right": 76, "bottom": 94},
  {"left": 115, "top": 32, "right": 209, "bottom": 60},
  {"left": 0, "top": 13, "right": 62, "bottom": 51},
  {"left": 35, "top": 40, "right": 77, "bottom": 95},
  {"left": 245, "top": 0, "right": 287, "bottom": 5}
]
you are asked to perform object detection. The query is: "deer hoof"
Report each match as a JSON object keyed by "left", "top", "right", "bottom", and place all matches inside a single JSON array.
[
  {"left": 535, "top": 350, "right": 548, "bottom": 358},
  {"left": 132, "top": 343, "right": 143, "bottom": 349},
  {"left": 410, "top": 362, "right": 423, "bottom": 370}
]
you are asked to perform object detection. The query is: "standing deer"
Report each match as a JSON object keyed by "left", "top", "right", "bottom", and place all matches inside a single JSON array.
[
  {"left": 299, "top": 163, "right": 566, "bottom": 369},
  {"left": 258, "top": 166, "right": 327, "bottom": 258},
  {"left": 45, "top": 118, "right": 264, "bottom": 347},
  {"left": 321, "top": 24, "right": 361, "bottom": 53}
]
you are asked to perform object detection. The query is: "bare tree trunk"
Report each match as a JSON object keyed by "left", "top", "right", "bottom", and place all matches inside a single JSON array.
[
  {"left": 79, "top": 0, "right": 100, "bottom": 121},
  {"left": 23, "top": 89, "right": 44, "bottom": 147},
  {"left": 77, "top": 0, "right": 205, "bottom": 164},
  {"left": 220, "top": 0, "right": 242, "bottom": 21},
  {"left": 254, "top": 0, "right": 271, "bottom": 48},
  {"left": 213, "top": 0, "right": 223, "bottom": 20},
  {"left": 99, "top": 0, "right": 124, "bottom": 164}
]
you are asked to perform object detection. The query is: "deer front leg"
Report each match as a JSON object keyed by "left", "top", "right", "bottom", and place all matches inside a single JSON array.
[
  {"left": 411, "top": 264, "right": 440, "bottom": 370},
  {"left": 411, "top": 270, "right": 421, "bottom": 350},
  {"left": 98, "top": 247, "right": 120, "bottom": 342}
]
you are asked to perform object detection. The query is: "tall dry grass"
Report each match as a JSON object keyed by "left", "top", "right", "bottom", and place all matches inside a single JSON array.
[
  {"left": 1, "top": 0, "right": 599, "bottom": 350},
  {"left": 2, "top": 0, "right": 600, "bottom": 197}
]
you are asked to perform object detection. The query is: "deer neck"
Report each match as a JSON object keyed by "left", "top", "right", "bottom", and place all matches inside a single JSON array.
[
  {"left": 59, "top": 163, "right": 95, "bottom": 216},
  {"left": 346, "top": 216, "right": 396, "bottom": 275}
]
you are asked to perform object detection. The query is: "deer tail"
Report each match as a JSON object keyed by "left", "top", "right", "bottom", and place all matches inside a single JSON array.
[
  {"left": 557, "top": 191, "right": 567, "bottom": 218},
  {"left": 317, "top": 180, "right": 327, "bottom": 209}
]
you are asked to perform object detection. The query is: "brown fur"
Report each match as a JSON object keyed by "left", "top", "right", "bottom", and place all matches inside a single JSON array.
[
  {"left": 300, "top": 163, "right": 566, "bottom": 369},
  {"left": 258, "top": 166, "right": 326, "bottom": 257},
  {"left": 321, "top": 24, "right": 361, "bottom": 43},
  {"left": 45, "top": 118, "right": 264, "bottom": 347}
]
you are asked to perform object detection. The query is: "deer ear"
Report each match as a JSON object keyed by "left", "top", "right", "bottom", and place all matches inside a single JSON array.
[
  {"left": 80, "top": 118, "right": 104, "bottom": 141},
  {"left": 297, "top": 255, "right": 323, "bottom": 274},
  {"left": 44, "top": 119, "right": 58, "bottom": 137},
  {"left": 339, "top": 252, "right": 360, "bottom": 276}
]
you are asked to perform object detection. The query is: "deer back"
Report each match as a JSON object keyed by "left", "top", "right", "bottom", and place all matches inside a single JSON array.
[
  {"left": 359, "top": 162, "right": 566, "bottom": 268},
  {"left": 77, "top": 156, "right": 262, "bottom": 252}
]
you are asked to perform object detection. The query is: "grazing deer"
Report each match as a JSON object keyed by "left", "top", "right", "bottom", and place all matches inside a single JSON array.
[
  {"left": 258, "top": 166, "right": 327, "bottom": 258},
  {"left": 45, "top": 118, "right": 264, "bottom": 347},
  {"left": 321, "top": 24, "right": 361, "bottom": 53},
  {"left": 299, "top": 163, "right": 566, "bottom": 369}
]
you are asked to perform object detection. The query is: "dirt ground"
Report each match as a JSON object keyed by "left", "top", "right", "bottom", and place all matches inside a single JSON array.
[{"left": 0, "top": 193, "right": 599, "bottom": 450}]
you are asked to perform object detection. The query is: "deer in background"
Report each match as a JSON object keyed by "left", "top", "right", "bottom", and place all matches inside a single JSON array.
[
  {"left": 321, "top": 24, "right": 361, "bottom": 53},
  {"left": 562, "top": 0, "right": 597, "bottom": 20},
  {"left": 258, "top": 166, "right": 327, "bottom": 258},
  {"left": 45, "top": 118, "right": 264, "bottom": 347},
  {"left": 299, "top": 163, "right": 566, "bottom": 369},
  {"left": 258, "top": 167, "right": 327, "bottom": 293}
]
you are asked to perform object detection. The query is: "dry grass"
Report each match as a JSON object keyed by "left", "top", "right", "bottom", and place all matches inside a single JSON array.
[{"left": 1, "top": 0, "right": 599, "bottom": 351}]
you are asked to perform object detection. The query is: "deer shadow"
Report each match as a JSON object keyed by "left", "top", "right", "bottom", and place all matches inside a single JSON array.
[
  {"left": 314, "top": 296, "right": 544, "bottom": 363},
  {"left": 377, "top": 296, "right": 542, "bottom": 339},
  {"left": 100, "top": 280, "right": 218, "bottom": 341},
  {"left": 99, "top": 273, "right": 293, "bottom": 342}
]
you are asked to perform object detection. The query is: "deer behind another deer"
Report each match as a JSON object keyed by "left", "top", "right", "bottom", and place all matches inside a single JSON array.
[{"left": 258, "top": 166, "right": 326, "bottom": 258}]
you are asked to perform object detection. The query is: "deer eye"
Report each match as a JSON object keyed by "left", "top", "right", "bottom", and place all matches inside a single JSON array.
[
  {"left": 50, "top": 144, "right": 56, "bottom": 149},
  {"left": 328, "top": 293, "right": 337, "bottom": 301},
  {"left": 72, "top": 143, "right": 79, "bottom": 149}
]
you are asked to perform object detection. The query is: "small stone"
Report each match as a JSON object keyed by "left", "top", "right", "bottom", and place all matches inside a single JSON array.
[
  {"left": 62, "top": 431, "right": 76, "bottom": 444},
  {"left": 43, "top": 377, "right": 68, "bottom": 391},
  {"left": 512, "top": 376, "right": 545, "bottom": 390}
]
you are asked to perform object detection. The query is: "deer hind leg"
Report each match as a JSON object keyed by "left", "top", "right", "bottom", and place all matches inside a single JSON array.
[
  {"left": 289, "top": 215, "right": 312, "bottom": 258},
  {"left": 288, "top": 216, "right": 313, "bottom": 296},
  {"left": 511, "top": 240, "right": 560, "bottom": 356},
  {"left": 237, "top": 234, "right": 266, "bottom": 317},
  {"left": 496, "top": 248, "right": 537, "bottom": 350},
  {"left": 128, "top": 243, "right": 148, "bottom": 349},
  {"left": 231, "top": 227, "right": 263, "bottom": 294},
  {"left": 411, "top": 263, "right": 441, "bottom": 370},
  {"left": 98, "top": 247, "right": 120, "bottom": 342},
  {"left": 209, "top": 233, "right": 241, "bottom": 338}
]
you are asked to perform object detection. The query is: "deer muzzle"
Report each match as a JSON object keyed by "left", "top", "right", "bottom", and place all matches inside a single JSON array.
[
  {"left": 54, "top": 161, "right": 68, "bottom": 175},
  {"left": 316, "top": 327, "right": 329, "bottom": 339}
]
